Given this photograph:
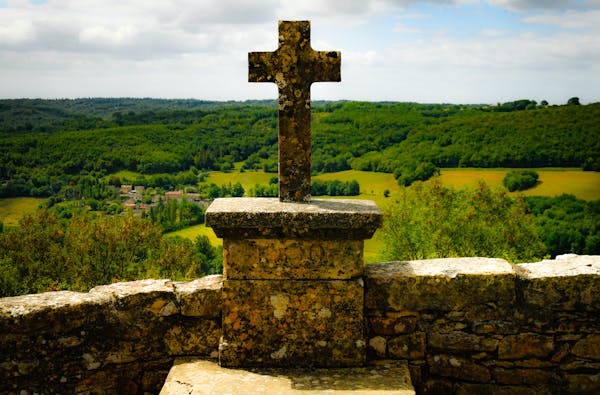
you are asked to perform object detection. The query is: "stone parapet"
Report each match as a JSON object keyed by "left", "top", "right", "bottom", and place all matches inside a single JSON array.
[
  {"left": 365, "top": 255, "right": 600, "bottom": 395},
  {"left": 0, "top": 276, "right": 222, "bottom": 394},
  {"left": 1, "top": 255, "right": 598, "bottom": 394}
]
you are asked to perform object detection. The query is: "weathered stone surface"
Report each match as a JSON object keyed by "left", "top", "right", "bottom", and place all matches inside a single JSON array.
[
  {"left": 498, "top": 333, "right": 554, "bottom": 360},
  {"left": 455, "top": 383, "right": 539, "bottom": 395},
  {"left": 428, "top": 331, "right": 496, "bottom": 353},
  {"left": 248, "top": 20, "right": 341, "bottom": 202},
  {"left": 220, "top": 279, "right": 364, "bottom": 367},
  {"left": 518, "top": 254, "right": 600, "bottom": 311},
  {"left": 0, "top": 289, "right": 111, "bottom": 333},
  {"left": 368, "top": 336, "right": 387, "bottom": 357},
  {"left": 428, "top": 354, "right": 491, "bottom": 383},
  {"left": 0, "top": 279, "right": 221, "bottom": 394},
  {"left": 365, "top": 258, "right": 516, "bottom": 312},
  {"left": 224, "top": 239, "right": 363, "bottom": 280},
  {"left": 572, "top": 335, "right": 600, "bottom": 360},
  {"left": 161, "top": 358, "right": 414, "bottom": 395},
  {"left": 90, "top": 278, "right": 179, "bottom": 317},
  {"left": 164, "top": 319, "right": 220, "bottom": 356},
  {"left": 368, "top": 313, "right": 417, "bottom": 336},
  {"left": 206, "top": 198, "right": 382, "bottom": 240},
  {"left": 174, "top": 275, "right": 222, "bottom": 317},
  {"left": 493, "top": 367, "right": 558, "bottom": 385},
  {"left": 388, "top": 332, "right": 426, "bottom": 360},
  {"left": 566, "top": 373, "right": 600, "bottom": 394}
]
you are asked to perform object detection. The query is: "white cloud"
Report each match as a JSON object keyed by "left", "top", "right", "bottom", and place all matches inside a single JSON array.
[
  {"left": 487, "top": 0, "right": 600, "bottom": 11},
  {"left": 523, "top": 9, "right": 600, "bottom": 29},
  {"left": 0, "top": 0, "right": 599, "bottom": 103},
  {"left": 392, "top": 23, "right": 421, "bottom": 34}
]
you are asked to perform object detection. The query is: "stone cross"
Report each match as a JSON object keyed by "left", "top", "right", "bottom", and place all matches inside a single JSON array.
[{"left": 249, "top": 20, "right": 341, "bottom": 202}]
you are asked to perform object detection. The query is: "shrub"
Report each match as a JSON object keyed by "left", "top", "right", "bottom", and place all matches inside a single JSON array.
[
  {"left": 502, "top": 170, "right": 539, "bottom": 192},
  {"left": 380, "top": 180, "right": 546, "bottom": 263}
]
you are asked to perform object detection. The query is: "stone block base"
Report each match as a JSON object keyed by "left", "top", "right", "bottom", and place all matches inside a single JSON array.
[
  {"left": 221, "top": 279, "right": 365, "bottom": 367},
  {"left": 224, "top": 239, "right": 364, "bottom": 279}
]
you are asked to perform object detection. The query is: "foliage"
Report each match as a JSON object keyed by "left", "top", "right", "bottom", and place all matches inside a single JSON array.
[
  {"left": 488, "top": 99, "right": 538, "bottom": 112},
  {"left": 394, "top": 162, "right": 440, "bottom": 187},
  {"left": 381, "top": 180, "right": 546, "bottom": 263},
  {"left": 0, "top": 210, "right": 221, "bottom": 297},
  {"left": 1, "top": 99, "right": 598, "bottom": 198},
  {"left": 146, "top": 197, "right": 205, "bottom": 233},
  {"left": 525, "top": 195, "right": 600, "bottom": 257},
  {"left": 503, "top": 170, "right": 539, "bottom": 192},
  {"left": 248, "top": 183, "right": 278, "bottom": 197},
  {"left": 311, "top": 179, "right": 360, "bottom": 196}
]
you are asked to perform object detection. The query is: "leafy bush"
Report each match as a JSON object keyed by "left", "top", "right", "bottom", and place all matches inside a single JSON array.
[
  {"left": 394, "top": 162, "right": 440, "bottom": 187},
  {"left": 0, "top": 210, "right": 221, "bottom": 297},
  {"left": 380, "top": 180, "right": 546, "bottom": 263},
  {"left": 503, "top": 170, "right": 539, "bottom": 192},
  {"left": 525, "top": 195, "right": 600, "bottom": 257}
]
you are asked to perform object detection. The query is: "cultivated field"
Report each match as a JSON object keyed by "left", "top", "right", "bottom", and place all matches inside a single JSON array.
[
  {"left": 0, "top": 198, "right": 46, "bottom": 227},
  {"left": 440, "top": 168, "right": 600, "bottom": 201}
]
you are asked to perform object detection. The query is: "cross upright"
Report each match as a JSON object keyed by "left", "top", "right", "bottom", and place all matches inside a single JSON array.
[{"left": 249, "top": 20, "right": 341, "bottom": 202}]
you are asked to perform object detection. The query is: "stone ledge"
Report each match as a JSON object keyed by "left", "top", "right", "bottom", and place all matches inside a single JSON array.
[
  {"left": 160, "top": 358, "right": 415, "bottom": 395},
  {"left": 365, "top": 258, "right": 516, "bottom": 312},
  {"left": 206, "top": 198, "right": 382, "bottom": 239},
  {"left": 516, "top": 254, "right": 600, "bottom": 311},
  {"left": 173, "top": 275, "right": 223, "bottom": 318},
  {"left": 517, "top": 254, "right": 600, "bottom": 278}
]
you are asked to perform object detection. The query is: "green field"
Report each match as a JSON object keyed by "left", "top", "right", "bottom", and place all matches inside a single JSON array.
[
  {"left": 0, "top": 197, "right": 47, "bottom": 227},
  {"left": 439, "top": 168, "right": 600, "bottom": 201}
]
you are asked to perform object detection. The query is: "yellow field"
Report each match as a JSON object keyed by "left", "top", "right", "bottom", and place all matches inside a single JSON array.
[
  {"left": 439, "top": 168, "right": 600, "bottom": 201},
  {"left": 0, "top": 197, "right": 46, "bottom": 227},
  {"left": 206, "top": 170, "right": 274, "bottom": 188},
  {"left": 166, "top": 224, "right": 221, "bottom": 246}
]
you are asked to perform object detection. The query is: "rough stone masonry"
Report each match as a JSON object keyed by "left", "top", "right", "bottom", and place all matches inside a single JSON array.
[{"left": 206, "top": 20, "right": 382, "bottom": 368}]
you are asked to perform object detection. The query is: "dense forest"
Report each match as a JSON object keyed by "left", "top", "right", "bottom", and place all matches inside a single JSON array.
[{"left": 1, "top": 98, "right": 599, "bottom": 198}]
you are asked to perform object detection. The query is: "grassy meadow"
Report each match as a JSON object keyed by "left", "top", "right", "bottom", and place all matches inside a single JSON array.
[{"left": 0, "top": 197, "right": 46, "bottom": 227}]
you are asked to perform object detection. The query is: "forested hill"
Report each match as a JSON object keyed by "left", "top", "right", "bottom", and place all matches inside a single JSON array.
[{"left": 1, "top": 98, "right": 599, "bottom": 197}]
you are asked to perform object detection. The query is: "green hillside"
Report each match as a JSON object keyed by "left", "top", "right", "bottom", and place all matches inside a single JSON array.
[{"left": 1, "top": 99, "right": 598, "bottom": 199}]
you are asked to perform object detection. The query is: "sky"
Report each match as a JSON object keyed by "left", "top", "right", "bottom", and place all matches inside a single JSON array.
[{"left": 0, "top": 0, "right": 599, "bottom": 104}]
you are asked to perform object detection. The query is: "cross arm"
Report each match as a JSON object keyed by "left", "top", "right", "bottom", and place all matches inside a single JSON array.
[
  {"left": 249, "top": 52, "right": 277, "bottom": 83},
  {"left": 311, "top": 50, "right": 341, "bottom": 83}
]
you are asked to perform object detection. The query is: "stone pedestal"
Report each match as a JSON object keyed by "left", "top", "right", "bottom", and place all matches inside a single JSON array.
[{"left": 206, "top": 198, "right": 382, "bottom": 367}]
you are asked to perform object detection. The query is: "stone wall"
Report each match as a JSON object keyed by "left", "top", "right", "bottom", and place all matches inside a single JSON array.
[
  {"left": 0, "top": 276, "right": 222, "bottom": 394},
  {"left": 1, "top": 255, "right": 599, "bottom": 394},
  {"left": 365, "top": 255, "right": 600, "bottom": 395}
]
